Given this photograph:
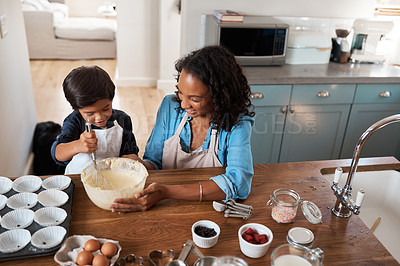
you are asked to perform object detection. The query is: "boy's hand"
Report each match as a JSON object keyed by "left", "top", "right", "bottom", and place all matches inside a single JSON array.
[{"left": 79, "top": 131, "right": 98, "bottom": 153}]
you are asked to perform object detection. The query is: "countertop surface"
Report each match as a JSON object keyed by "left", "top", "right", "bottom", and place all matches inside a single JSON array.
[
  {"left": 4, "top": 157, "right": 400, "bottom": 265},
  {"left": 244, "top": 63, "right": 400, "bottom": 85}
]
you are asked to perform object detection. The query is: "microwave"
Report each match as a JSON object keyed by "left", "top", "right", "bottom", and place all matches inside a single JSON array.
[{"left": 203, "top": 15, "right": 289, "bottom": 66}]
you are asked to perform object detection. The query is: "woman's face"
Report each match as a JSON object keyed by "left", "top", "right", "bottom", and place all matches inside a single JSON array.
[
  {"left": 78, "top": 98, "right": 113, "bottom": 128},
  {"left": 176, "top": 69, "right": 213, "bottom": 118}
]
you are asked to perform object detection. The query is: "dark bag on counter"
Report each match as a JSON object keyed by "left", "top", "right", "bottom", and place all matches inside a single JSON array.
[{"left": 33, "top": 121, "right": 66, "bottom": 175}]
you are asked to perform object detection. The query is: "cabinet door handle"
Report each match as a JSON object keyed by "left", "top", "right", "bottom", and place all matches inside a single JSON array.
[
  {"left": 289, "top": 106, "right": 295, "bottom": 113},
  {"left": 250, "top": 92, "right": 264, "bottom": 99},
  {"left": 281, "top": 106, "right": 287, "bottom": 114},
  {"left": 317, "top": 91, "right": 330, "bottom": 98},
  {"left": 379, "top": 91, "right": 391, "bottom": 98}
]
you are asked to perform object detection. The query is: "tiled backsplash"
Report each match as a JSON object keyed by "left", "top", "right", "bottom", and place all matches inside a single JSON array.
[
  {"left": 276, "top": 16, "right": 400, "bottom": 62},
  {"left": 276, "top": 16, "right": 355, "bottom": 38}
]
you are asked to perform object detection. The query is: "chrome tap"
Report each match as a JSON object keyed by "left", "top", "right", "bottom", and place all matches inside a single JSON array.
[{"left": 331, "top": 113, "right": 400, "bottom": 218}]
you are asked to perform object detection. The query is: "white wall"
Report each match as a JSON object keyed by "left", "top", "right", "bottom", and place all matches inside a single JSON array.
[
  {"left": 0, "top": 0, "right": 37, "bottom": 176},
  {"left": 157, "top": 0, "right": 181, "bottom": 94},
  {"left": 114, "top": 0, "right": 377, "bottom": 93},
  {"left": 180, "top": 0, "right": 376, "bottom": 54},
  {"left": 115, "top": 0, "right": 160, "bottom": 87}
]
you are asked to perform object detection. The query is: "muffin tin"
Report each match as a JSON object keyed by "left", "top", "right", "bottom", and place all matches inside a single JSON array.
[{"left": 0, "top": 175, "right": 74, "bottom": 261}]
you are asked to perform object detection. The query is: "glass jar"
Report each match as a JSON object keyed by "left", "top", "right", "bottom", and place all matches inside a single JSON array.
[
  {"left": 286, "top": 227, "right": 314, "bottom": 248},
  {"left": 267, "top": 189, "right": 301, "bottom": 223},
  {"left": 271, "top": 244, "right": 324, "bottom": 266}
]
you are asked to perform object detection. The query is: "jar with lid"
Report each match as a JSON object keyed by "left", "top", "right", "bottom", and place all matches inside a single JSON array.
[
  {"left": 267, "top": 189, "right": 301, "bottom": 223},
  {"left": 287, "top": 227, "right": 314, "bottom": 248},
  {"left": 267, "top": 188, "right": 322, "bottom": 224}
]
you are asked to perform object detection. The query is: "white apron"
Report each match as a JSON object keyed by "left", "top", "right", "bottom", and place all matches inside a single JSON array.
[
  {"left": 64, "top": 120, "right": 123, "bottom": 174},
  {"left": 162, "top": 113, "right": 222, "bottom": 169}
]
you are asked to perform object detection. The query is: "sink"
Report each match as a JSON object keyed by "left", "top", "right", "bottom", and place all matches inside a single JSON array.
[{"left": 323, "top": 169, "right": 400, "bottom": 263}]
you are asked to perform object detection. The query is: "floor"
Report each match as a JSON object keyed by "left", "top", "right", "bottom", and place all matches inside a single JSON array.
[{"left": 29, "top": 59, "right": 165, "bottom": 157}]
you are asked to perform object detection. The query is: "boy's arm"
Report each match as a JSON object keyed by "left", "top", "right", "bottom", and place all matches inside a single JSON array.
[{"left": 55, "top": 131, "right": 97, "bottom": 162}]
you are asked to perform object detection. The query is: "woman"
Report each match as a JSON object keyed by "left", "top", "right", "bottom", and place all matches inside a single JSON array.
[{"left": 111, "top": 45, "right": 255, "bottom": 212}]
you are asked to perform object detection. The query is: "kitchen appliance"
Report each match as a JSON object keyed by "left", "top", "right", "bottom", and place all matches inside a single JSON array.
[
  {"left": 285, "top": 31, "right": 332, "bottom": 65},
  {"left": 350, "top": 18, "right": 394, "bottom": 63},
  {"left": 331, "top": 25, "right": 352, "bottom": 63},
  {"left": 203, "top": 15, "right": 289, "bottom": 66}
]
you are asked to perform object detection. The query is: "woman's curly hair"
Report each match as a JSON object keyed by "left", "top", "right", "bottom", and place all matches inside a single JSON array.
[{"left": 174, "top": 45, "right": 255, "bottom": 132}]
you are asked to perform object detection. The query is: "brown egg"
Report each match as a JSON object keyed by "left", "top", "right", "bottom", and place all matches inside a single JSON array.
[
  {"left": 100, "top": 242, "right": 118, "bottom": 258},
  {"left": 92, "top": 254, "right": 109, "bottom": 266},
  {"left": 76, "top": 250, "right": 93, "bottom": 266},
  {"left": 84, "top": 239, "right": 101, "bottom": 252}
]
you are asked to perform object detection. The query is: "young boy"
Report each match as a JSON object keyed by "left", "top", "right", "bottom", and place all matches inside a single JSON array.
[{"left": 51, "top": 65, "right": 139, "bottom": 174}]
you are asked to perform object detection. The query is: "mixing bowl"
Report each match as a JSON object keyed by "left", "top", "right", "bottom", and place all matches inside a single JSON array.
[{"left": 81, "top": 158, "right": 148, "bottom": 210}]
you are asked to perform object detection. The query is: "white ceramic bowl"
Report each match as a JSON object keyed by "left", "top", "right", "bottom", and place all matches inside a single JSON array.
[
  {"left": 0, "top": 176, "right": 13, "bottom": 194},
  {"left": 192, "top": 220, "right": 220, "bottom": 248},
  {"left": 42, "top": 175, "right": 71, "bottom": 190},
  {"left": 81, "top": 158, "right": 148, "bottom": 210},
  {"left": 238, "top": 223, "right": 273, "bottom": 258}
]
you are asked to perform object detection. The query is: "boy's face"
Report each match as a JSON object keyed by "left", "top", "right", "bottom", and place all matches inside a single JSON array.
[{"left": 78, "top": 99, "right": 113, "bottom": 128}]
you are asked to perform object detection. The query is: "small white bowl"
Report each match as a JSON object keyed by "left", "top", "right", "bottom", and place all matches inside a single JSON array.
[
  {"left": 31, "top": 226, "right": 67, "bottom": 249},
  {"left": 34, "top": 207, "right": 67, "bottom": 226},
  {"left": 38, "top": 189, "right": 69, "bottom": 207},
  {"left": 0, "top": 176, "right": 13, "bottom": 194},
  {"left": 12, "top": 175, "right": 42, "bottom": 193},
  {"left": 42, "top": 175, "right": 71, "bottom": 190},
  {"left": 238, "top": 223, "right": 273, "bottom": 258},
  {"left": 0, "top": 229, "right": 31, "bottom": 253},
  {"left": 6, "top": 192, "right": 38, "bottom": 209},
  {"left": 192, "top": 220, "right": 220, "bottom": 248},
  {"left": 0, "top": 194, "right": 7, "bottom": 210},
  {"left": 1, "top": 209, "right": 34, "bottom": 229}
]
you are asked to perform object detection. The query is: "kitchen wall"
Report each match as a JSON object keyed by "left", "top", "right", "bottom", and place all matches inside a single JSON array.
[
  {"left": 0, "top": 0, "right": 37, "bottom": 176},
  {"left": 181, "top": 0, "right": 376, "bottom": 54},
  {"left": 115, "top": 0, "right": 378, "bottom": 95}
]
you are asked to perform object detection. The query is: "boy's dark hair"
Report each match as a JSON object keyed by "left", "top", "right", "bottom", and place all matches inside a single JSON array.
[
  {"left": 174, "top": 45, "right": 255, "bottom": 132},
  {"left": 63, "top": 65, "right": 115, "bottom": 110}
]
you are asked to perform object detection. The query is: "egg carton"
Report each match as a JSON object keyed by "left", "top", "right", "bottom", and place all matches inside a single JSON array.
[{"left": 0, "top": 176, "right": 74, "bottom": 261}]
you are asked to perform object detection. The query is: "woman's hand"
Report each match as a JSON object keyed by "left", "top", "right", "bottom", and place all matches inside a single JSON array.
[{"left": 110, "top": 182, "right": 166, "bottom": 212}]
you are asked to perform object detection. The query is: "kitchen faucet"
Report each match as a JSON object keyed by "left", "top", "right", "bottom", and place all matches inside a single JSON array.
[{"left": 331, "top": 113, "right": 400, "bottom": 218}]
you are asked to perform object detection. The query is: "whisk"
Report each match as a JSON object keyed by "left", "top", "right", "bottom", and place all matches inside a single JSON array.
[{"left": 85, "top": 119, "right": 112, "bottom": 189}]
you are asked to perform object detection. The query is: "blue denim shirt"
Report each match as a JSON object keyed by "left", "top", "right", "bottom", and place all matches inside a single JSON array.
[
  {"left": 51, "top": 109, "right": 139, "bottom": 166},
  {"left": 143, "top": 95, "right": 255, "bottom": 200}
]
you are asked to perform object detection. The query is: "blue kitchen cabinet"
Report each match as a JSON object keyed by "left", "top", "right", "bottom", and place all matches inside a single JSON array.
[
  {"left": 340, "top": 84, "right": 400, "bottom": 160},
  {"left": 250, "top": 85, "right": 291, "bottom": 164},
  {"left": 278, "top": 84, "right": 356, "bottom": 163}
]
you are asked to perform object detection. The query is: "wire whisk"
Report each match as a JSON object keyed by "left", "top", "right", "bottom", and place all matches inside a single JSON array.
[{"left": 85, "top": 119, "right": 112, "bottom": 189}]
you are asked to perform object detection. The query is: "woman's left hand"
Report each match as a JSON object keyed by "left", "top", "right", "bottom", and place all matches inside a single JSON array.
[{"left": 110, "top": 182, "right": 166, "bottom": 212}]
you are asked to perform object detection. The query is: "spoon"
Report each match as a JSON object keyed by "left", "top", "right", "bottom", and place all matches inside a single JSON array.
[
  {"left": 224, "top": 212, "right": 250, "bottom": 219},
  {"left": 212, "top": 201, "right": 227, "bottom": 212}
]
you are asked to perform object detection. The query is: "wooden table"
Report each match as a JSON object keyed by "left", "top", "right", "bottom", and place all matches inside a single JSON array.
[{"left": 5, "top": 157, "right": 400, "bottom": 265}]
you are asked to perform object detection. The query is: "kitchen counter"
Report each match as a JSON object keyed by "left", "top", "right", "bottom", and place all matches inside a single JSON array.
[
  {"left": 244, "top": 63, "right": 400, "bottom": 85},
  {"left": 4, "top": 157, "right": 400, "bottom": 265}
]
